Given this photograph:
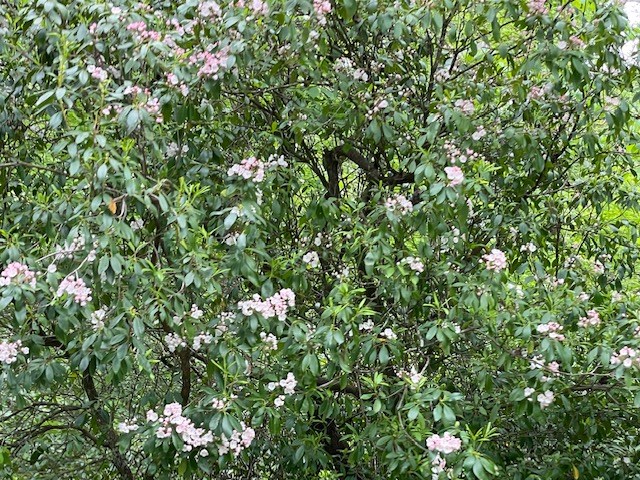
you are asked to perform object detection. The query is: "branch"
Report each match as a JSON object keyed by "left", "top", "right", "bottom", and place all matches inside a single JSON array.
[
  {"left": 180, "top": 349, "right": 192, "bottom": 406},
  {"left": 81, "top": 372, "right": 135, "bottom": 480},
  {"left": 317, "top": 376, "right": 365, "bottom": 397},
  {"left": 329, "top": 145, "right": 414, "bottom": 187}
]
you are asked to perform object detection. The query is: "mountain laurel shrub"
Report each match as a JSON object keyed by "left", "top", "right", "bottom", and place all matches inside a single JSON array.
[{"left": 0, "top": 0, "right": 639, "bottom": 478}]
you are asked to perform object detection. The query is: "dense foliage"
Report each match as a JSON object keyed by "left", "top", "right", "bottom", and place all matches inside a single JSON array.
[{"left": 1, "top": 0, "right": 639, "bottom": 478}]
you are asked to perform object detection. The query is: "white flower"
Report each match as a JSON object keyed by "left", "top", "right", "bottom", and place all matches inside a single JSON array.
[
  {"left": 537, "top": 390, "right": 554, "bottom": 409},
  {"left": 303, "top": 251, "right": 320, "bottom": 268},
  {"left": 381, "top": 328, "right": 397, "bottom": 340}
]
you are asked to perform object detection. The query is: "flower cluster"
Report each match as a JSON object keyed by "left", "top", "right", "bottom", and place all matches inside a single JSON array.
[
  {"left": 189, "top": 304, "right": 204, "bottom": 319},
  {"left": 366, "top": 99, "right": 389, "bottom": 119},
  {"left": 304, "top": 232, "right": 332, "bottom": 249},
  {"left": 166, "top": 142, "right": 189, "bottom": 158},
  {"left": 380, "top": 328, "right": 397, "bottom": 340},
  {"left": 397, "top": 366, "right": 424, "bottom": 387},
  {"left": 130, "top": 218, "right": 145, "bottom": 231},
  {"left": 385, "top": 194, "right": 413, "bottom": 216},
  {"left": 610, "top": 347, "right": 640, "bottom": 369},
  {"left": 192, "top": 333, "right": 213, "bottom": 351},
  {"left": 165, "top": 72, "right": 189, "bottom": 96},
  {"left": 471, "top": 125, "right": 487, "bottom": 141},
  {"left": 218, "top": 422, "right": 255, "bottom": 456},
  {"left": 238, "top": 288, "right": 296, "bottom": 321},
  {"left": 536, "top": 322, "right": 565, "bottom": 341},
  {"left": 313, "top": 0, "right": 332, "bottom": 25},
  {"left": 215, "top": 311, "right": 236, "bottom": 333},
  {"left": 444, "top": 166, "right": 464, "bottom": 186},
  {"left": 198, "top": 0, "right": 222, "bottom": 17},
  {"left": 431, "top": 454, "right": 447, "bottom": 479},
  {"left": 172, "top": 304, "right": 205, "bottom": 326},
  {"left": 333, "top": 57, "right": 368, "bottom": 81},
  {"left": 249, "top": 0, "right": 268, "bottom": 15},
  {"left": 53, "top": 234, "right": 87, "bottom": 260},
  {"left": 117, "top": 420, "right": 139, "bottom": 433},
  {"left": 267, "top": 372, "right": 297, "bottom": 395},
  {"left": 210, "top": 396, "right": 233, "bottom": 410},
  {"left": 443, "top": 140, "right": 481, "bottom": 164},
  {"left": 259, "top": 332, "right": 278, "bottom": 350},
  {"left": 91, "top": 308, "right": 107, "bottom": 330},
  {"left": 224, "top": 232, "right": 240, "bottom": 246},
  {"left": 0, "top": 262, "right": 36, "bottom": 288},
  {"left": 527, "top": 85, "right": 546, "bottom": 101},
  {"left": 400, "top": 256, "right": 424, "bottom": 273},
  {"left": 569, "top": 35, "right": 586, "bottom": 49},
  {"left": 148, "top": 403, "right": 214, "bottom": 453},
  {"left": 227, "top": 155, "right": 288, "bottom": 183},
  {"left": 537, "top": 390, "right": 555, "bottom": 409},
  {"left": 0, "top": 339, "right": 29, "bottom": 365},
  {"left": 165, "top": 333, "right": 187, "bottom": 352},
  {"left": 87, "top": 64, "right": 108, "bottom": 82},
  {"left": 302, "top": 251, "right": 320, "bottom": 268},
  {"left": 188, "top": 46, "right": 230, "bottom": 78},
  {"left": 482, "top": 249, "right": 507, "bottom": 272},
  {"left": 426, "top": 432, "right": 462, "bottom": 454},
  {"left": 528, "top": 0, "right": 549, "bottom": 15},
  {"left": 142, "top": 96, "right": 163, "bottom": 123},
  {"left": 126, "top": 21, "right": 162, "bottom": 42},
  {"left": 578, "top": 309, "right": 601, "bottom": 328},
  {"left": 520, "top": 242, "right": 537, "bottom": 253},
  {"left": 359, "top": 319, "right": 375, "bottom": 332},
  {"left": 454, "top": 99, "right": 474, "bottom": 115},
  {"left": 529, "top": 356, "right": 560, "bottom": 381},
  {"left": 267, "top": 372, "right": 296, "bottom": 407},
  {"left": 56, "top": 277, "right": 92, "bottom": 306}
]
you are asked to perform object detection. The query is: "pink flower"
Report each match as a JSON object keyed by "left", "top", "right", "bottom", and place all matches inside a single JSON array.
[
  {"left": 426, "top": 432, "right": 462, "bottom": 454},
  {"left": 536, "top": 322, "right": 565, "bottom": 341},
  {"left": 578, "top": 309, "right": 600, "bottom": 328},
  {"left": 56, "top": 276, "right": 92, "bottom": 306},
  {"left": 238, "top": 288, "right": 296, "bottom": 321},
  {"left": 87, "top": 65, "right": 108, "bottom": 82},
  {"left": 198, "top": 0, "right": 222, "bottom": 17},
  {"left": 0, "top": 339, "right": 29, "bottom": 365},
  {"left": 150, "top": 402, "right": 214, "bottom": 453},
  {"left": 385, "top": 194, "right": 413, "bottom": 215},
  {"left": 0, "top": 262, "right": 36, "bottom": 288},
  {"left": 188, "top": 46, "right": 230, "bottom": 79},
  {"left": 228, "top": 157, "right": 266, "bottom": 182},
  {"left": 146, "top": 410, "right": 159, "bottom": 422},
  {"left": 482, "top": 249, "right": 507, "bottom": 272},
  {"left": 444, "top": 166, "right": 464, "bottom": 186},
  {"left": 218, "top": 422, "right": 255, "bottom": 456},
  {"left": 401, "top": 256, "right": 424, "bottom": 273},
  {"left": 250, "top": 0, "right": 269, "bottom": 15},
  {"left": 454, "top": 99, "right": 474, "bottom": 115},
  {"left": 528, "top": 0, "right": 549, "bottom": 15},
  {"left": 313, "top": 0, "right": 332, "bottom": 24},
  {"left": 611, "top": 347, "right": 639, "bottom": 368}
]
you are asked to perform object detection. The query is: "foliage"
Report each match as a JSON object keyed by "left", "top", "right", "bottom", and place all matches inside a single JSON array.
[{"left": 0, "top": 0, "right": 639, "bottom": 478}]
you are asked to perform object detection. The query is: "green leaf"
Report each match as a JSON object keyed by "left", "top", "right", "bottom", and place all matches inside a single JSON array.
[
  {"left": 133, "top": 317, "right": 145, "bottom": 337},
  {"left": 342, "top": 0, "right": 357, "bottom": 20},
  {"left": 408, "top": 406, "right": 420, "bottom": 421}
]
